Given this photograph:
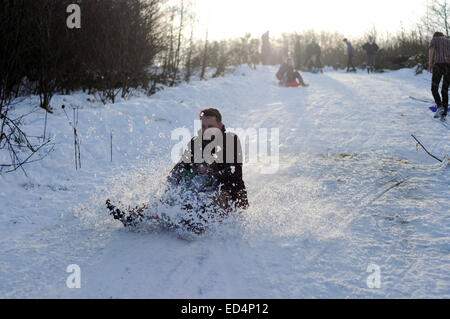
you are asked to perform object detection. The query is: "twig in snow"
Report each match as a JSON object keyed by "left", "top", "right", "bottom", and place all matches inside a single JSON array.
[
  {"left": 43, "top": 109, "right": 48, "bottom": 141},
  {"left": 369, "top": 180, "right": 405, "bottom": 205},
  {"left": 110, "top": 130, "right": 113, "bottom": 162},
  {"left": 1, "top": 139, "right": 54, "bottom": 174},
  {"left": 62, "top": 104, "right": 81, "bottom": 170},
  {"left": 411, "top": 134, "right": 442, "bottom": 163},
  {"left": 409, "top": 96, "right": 434, "bottom": 104}
]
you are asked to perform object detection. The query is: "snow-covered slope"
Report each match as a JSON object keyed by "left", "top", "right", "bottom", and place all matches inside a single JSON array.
[{"left": 0, "top": 66, "right": 449, "bottom": 298}]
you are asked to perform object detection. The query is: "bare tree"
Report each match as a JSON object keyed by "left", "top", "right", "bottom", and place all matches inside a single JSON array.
[
  {"left": 184, "top": 26, "right": 195, "bottom": 82},
  {"left": 0, "top": 0, "right": 26, "bottom": 111},
  {"left": 0, "top": 0, "right": 55, "bottom": 175},
  {"left": 261, "top": 31, "right": 271, "bottom": 65},
  {"left": 170, "top": 0, "right": 185, "bottom": 86},
  {"left": 200, "top": 29, "right": 209, "bottom": 80},
  {"left": 429, "top": 0, "right": 450, "bottom": 36}
]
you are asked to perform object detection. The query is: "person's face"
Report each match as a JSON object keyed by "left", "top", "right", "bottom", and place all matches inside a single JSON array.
[{"left": 201, "top": 116, "right": 223, "bottom": 135}]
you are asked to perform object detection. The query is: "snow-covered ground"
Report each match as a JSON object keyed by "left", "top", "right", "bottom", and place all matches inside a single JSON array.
[{"left": 0, "top": 66, "right": 449, "bottom": 298}]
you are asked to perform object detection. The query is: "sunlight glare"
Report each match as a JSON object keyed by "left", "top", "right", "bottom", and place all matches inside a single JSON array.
[{"left": 195, "top": 0, "right": 426, "bottom": 40}]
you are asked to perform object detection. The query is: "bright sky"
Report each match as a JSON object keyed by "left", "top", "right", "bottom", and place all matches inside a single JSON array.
[{"left": 194, "top": 0, "right": 427, "bottom": 40}]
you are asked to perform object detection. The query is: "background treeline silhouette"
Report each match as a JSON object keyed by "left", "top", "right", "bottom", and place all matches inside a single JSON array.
[
  {"left": 1, "top": 0, "right": 448, "bottom": 173},
  {"left": 1, "top": 0, "right": 449, "bottom": 110},
  {"left": 1, "top": 0, "right": 165, "bottom": 111}
]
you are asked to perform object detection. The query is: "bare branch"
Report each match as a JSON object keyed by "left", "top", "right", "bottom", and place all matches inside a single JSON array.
[{"left": 411, "top": 134, "right": 443, "bottom": 162}]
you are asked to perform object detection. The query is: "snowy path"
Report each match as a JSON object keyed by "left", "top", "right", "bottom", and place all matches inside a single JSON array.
[{"left": 0, "top": 67, "right": 449, "bottom": 298}]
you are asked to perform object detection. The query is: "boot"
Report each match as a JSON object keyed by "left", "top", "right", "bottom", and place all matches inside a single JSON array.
[
  {"left": 441, "top": 105, "right": 448, "bottom": 120},
  {"left": 434, "top": 104, "right": 443, "bottom": 118}
]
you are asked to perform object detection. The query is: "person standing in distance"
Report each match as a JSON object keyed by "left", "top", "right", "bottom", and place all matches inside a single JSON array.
[
  {"left": 343, "top": 38, "right": 357, "bottom": 73},
  {"left": 363, "top": 37, "right": 379, "bottom": 73},
  {"left": 429, "top": 31, "right": 450, "bottom": 120}
]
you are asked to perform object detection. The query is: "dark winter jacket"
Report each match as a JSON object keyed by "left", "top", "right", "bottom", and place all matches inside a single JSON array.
[
  {"left": 276, "top": 63, "right": 297, "bottom": 83},
  {"left": 276, "top": 63, "right": 289, "bottom": 81},
  {"left": 363, "top": 42, "right": 379, "bottom": 55},
  {"left": 306, "top": 42, "right": 321, "bottom": 58},
  {"left": 345, "top": 42, "right": 355, "bottom": 55},
  {"left": 168, "top": 127, "right": 249, "bottom": 209}
]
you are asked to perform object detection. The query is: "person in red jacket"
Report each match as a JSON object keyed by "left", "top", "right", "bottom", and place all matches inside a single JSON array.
[{"left": 429, "top": 31, "right": 450, "bottom": 120}]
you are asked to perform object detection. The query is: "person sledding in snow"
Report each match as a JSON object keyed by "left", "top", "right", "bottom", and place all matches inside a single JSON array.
[
  {"left": 429, "top": 31, "right": 450, "bottom": 120},
  {"left": 106, "top": 108, "right": 249, "bottom": 234},
  {"left": 276, "top": 58, "right": 307, "bottom": 87},
  {"left": 363, "top": 37, "right": 379, "bottom": 73}
]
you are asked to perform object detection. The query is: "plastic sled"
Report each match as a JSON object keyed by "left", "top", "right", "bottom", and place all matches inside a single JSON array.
[{"left": 279, "top": 82, "right": 304, "bottom": 87}]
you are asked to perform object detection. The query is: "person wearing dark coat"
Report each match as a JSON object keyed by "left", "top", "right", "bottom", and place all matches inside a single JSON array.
[
  {"left": 343, "top": 38, "right": 357, "bottom": 72},
  {"left": 363, "top": 37, "right": 379, "bottom": 73},
  {"left": 106, "top": 108, "right": 249, "bottom": 234},
  {"left": 168, "top": 109, "right": 248, "bottom": 210},
  {"left": 276, "top": 59, "right": 306, "bottom": 85},
  {"left": 429, "top": 31, "right": 450, "bottom": 119},
  {"left": 305, "top": 39, "right": 323, "bottom": 73}
]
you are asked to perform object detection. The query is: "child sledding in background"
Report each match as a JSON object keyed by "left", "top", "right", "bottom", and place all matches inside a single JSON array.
[{"left": 276, "top": 58, "right": 308, "bottom": 87}]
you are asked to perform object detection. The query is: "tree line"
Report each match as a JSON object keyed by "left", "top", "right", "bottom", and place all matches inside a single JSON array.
[
  {"left": 1, "top": 0, "right": 166, "bottom": 112},
  {"left": 2, "top": 0, "right": 449, "bottom": 110},
  {"left": 1, "top": 0, "right": 449, "bottom": 173},
  {"left": 1, "top": 0, "right": 166, "bottom": 173}
]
